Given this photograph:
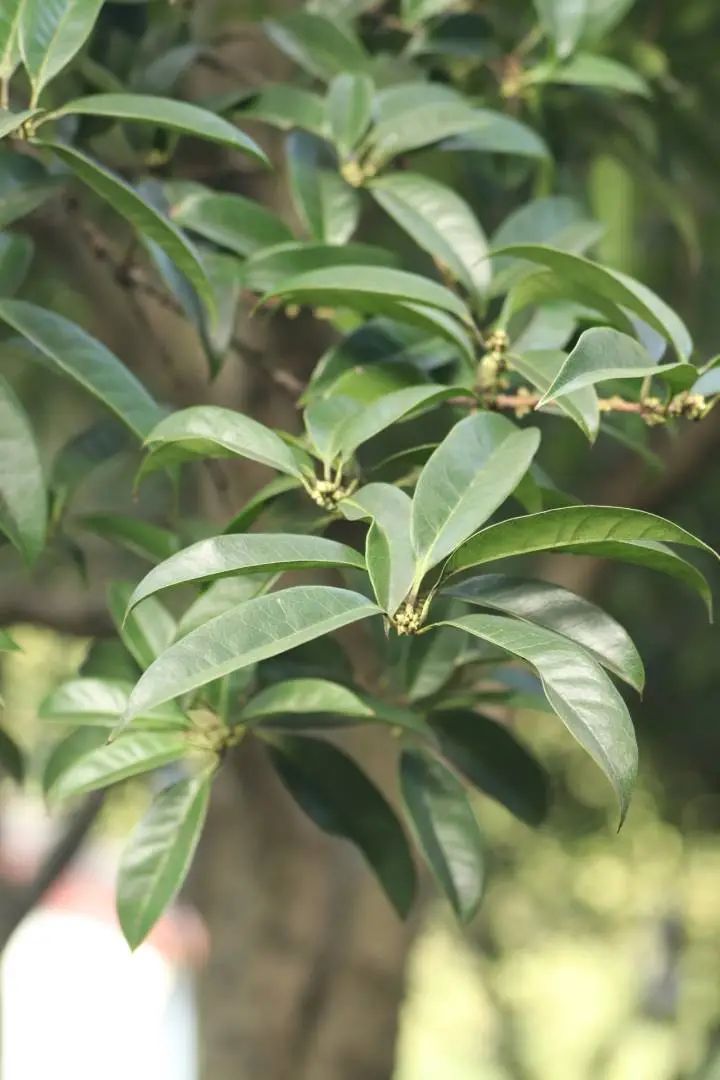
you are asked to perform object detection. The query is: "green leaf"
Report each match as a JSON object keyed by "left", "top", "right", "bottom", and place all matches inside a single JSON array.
[
  {"left": 0, "top": 108, "right": 40, "bottom": 139},
  {"left": 39, "top": 142, "right": 214, "bottom": 314},
  {"left": 444, "top": 505, "right": 718, "bottom": 593},
  {"left": 224, "top": 476, "right": 302, "bottom": 534},
  {"left": 0, "top": 374, "right": 46, "bottom": 562},
  {"left": 140, "top": 405, "right": 312, "bottom": 481},
  {"left": 42, "top": 726, "right": 106, "bottom": 795},
  {"left": 48, "top": 730, "right": 189, "bottom": 801},
  {"left": 0, "top": 150, "right": 60, "bottom": 229},
  {"left": 340, "top": 484, "right": 415, "bottom": 615},
  {"left": 265, "top": 12, "right": 369, "bottom": 81},
  {"left": 238, "top": 84, "right": 327, "bottom": 137},
  {"left": 538, "top": 328, "right": 694, "bottom": 405},
  {"left": 117, "top": 767, "right": 213, "bottom": 949},
  {"left": 0, "top": 725, "right": 24, "bottom": 783},
  {"left": 533, "top": 0, "right": 587, "bottom": 58},
  {"left": 400, "top": 748, "right": 483, "bottom": 921},
  {"left": 444, "top": 613, "right": 637, "bottom": 821},
  {"left": 242, "top": 678, "right": 373, "bottom": 724},
  {"left": 510, "top": 349, "right": 600, "bottom": 440},
  {"left": 287, "top": 131, "right": 359, "bottom": 244},
  {"left": 40, "top": 677, "right": 188, "bottom": 730},
  {"left": 166, "top": 183, "right": 292, "bottom": 257},
  {"left": 0, "top": 0, "right": 23, "bottom": 82},
  {"left": 44, "top": 94, "right": 268, "bottom": 164},
  {"left": 445, "top": 574, "right": 644, "bottom": 692},
  {"left": 77, "top": 514, "right": 180, "bottom": 563},
  {"left": 126, "top": 534, "right": 367, "bottom": 614},
  {"left": 334, "top": 385, "right": 464, "bottom": 463},
  {"left": 20, "top": 0, "right": 104, "bottom": 102},
  {"left": 108, "top": 582, "right": 176, "bottom": 671},
  {"left": 0, "top": 629, "right": 19, "bottom": 651},
  {"left": 175, "top": 575, "right": 275, "bottom": 639},
  {"left": 411, "top": 413, "right": 541, "bottom": 580},
  {"left": 369, "top": 172, "right": 490, "bottom": 303},
  {"left": 431, "top": 710, "right": 550, "bottom": 826},
  {"left": 268, "top": 735, "right": 416, "bottom": 916},
  {"left": 124, "top": 586, "right": 380, "bottom": 722},
  {"left": 242, "top": 241, "right": 397, "bottom": 294},
  {"left": 327, "top": 73, "right": 373, "bottom": 156},
  {"left": 0, "top": 232, "right": 34, "bottom": 295},
  {"left": 530, "top": 53, "right": 649, "bottom": 96},
  {"left": 0, "top": 299, "right": 164, "bottom": 439},
  {"left": 266, "top": 265, "right": 472, "bottom": 323},
  {"left": 490, "top": 245, "right": 692, "bottom": 359}
]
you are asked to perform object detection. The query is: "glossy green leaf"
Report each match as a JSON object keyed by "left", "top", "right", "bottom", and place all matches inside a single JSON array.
[
  {"left": 48, "top": 730, "right": 189, "bottom": 801},
  {"left": 510, "top": 349, "right": 600, "bottom": 440},
  {"left": 166, "top": 183, "right": 292, "bottom": 257},
  {"left": 77, "top": 514, "right": 180, "bottom": 563},
  {"left": 369, "top": 172, "right": 490, "bottom": 302},
  {"left": 327, "top": 73, "right": 373, "bottom": 156},
  {"left": 242, "top": 678, "right": 373, "bottom": 723},
  {"left": 444, "top": 613, "right": 637, "bottom": 820},
  {"left": 40, "top": 677, "right": 188, "bottom": 729},
  {"left": 538, "top": 328, "right": 694, "bottom": 405},
  {"left": 45, "top": 94, "right": 267, "bottom": 164},
  {"left": 446, "top": 574, "right": 644, "bottom": 691},
  {"left": 124, "top": 586, "right": 380, "bottom": 722},
  {"left": 175, "top": 575, "right": 275, "bottom": 639},
  {"left": 268, "top": 735, "right": 416, "bottom": 916},
  {"left": 340, "top": 484, "right": 415, "bottom": 615},
  {"left": 117, "top": 767, "right": 213, "bottom": 949},
  {"left": 491, "top": 245, "right": 692, "bottom": 359},
  {"left": 335, "top": 385, "right": 463, "bottom": 463},
  {"left": 400, "top": 748, "right": 483, "bottom": 921},
  {"left": 39, "top": 142, "right": 214, "bottom": 313},
  {"left": 0, "top": 0, "right": 22, "bottom": 82},
  {"left": 0, "top": 374, "right": 46, "bottom": 562},
  {"left": 0, "top": 725, "right": 24, "bottom": 783},
  {"left": 126, "top": 534, "right": 366, "bottom": 614},
  {"left": 238, "top": 84, "right": 327, "bottom": 136},
  {"left": 444, "top": 505, "right": 718, "bottom": 590},
  {"left": 411, "top": 413, "right": 541, "bottom": 580},
  {"left": 431, "top": 710, "right": 550, "bottom": 826},
  {"left": 108, "top": 582, "right": 176, "bottom": 671},
  {"left": 42, "top": 726, "right": 106, "bottom": 795},
  {"left": 140, "top": 406, "right": 312, "bottom": 480},
  {"left": 265, "top": 12, "right": 369, "bottom": 80},
  {"left": 287, "top": 131, "right": 359, "bottom": 245},
  {"left": 20, "top": 0, "right": 104, "bottom": 101},
  {"left": 0, "top": 299, "right": 163, "bottom": 439}
]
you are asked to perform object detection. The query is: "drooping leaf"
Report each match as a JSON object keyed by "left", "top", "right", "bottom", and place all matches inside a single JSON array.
[
  {"left": 39, "top": 142, "right": 214, "bottom": 313},
  {"left": 242, "top": 678, "right": 373, "bottom": 724},
  {"left": 268, "top": 735, "right": 416, "bottom": 916},
  {"left": 0, "top": 299, "right": 164, "bottom": 439},
  {"left": 400, "top": 748, "right": 484, "bottom": 921},
  {"left": 48, "top": 730, "right": 189, "bottom": 801},
  {"left": 265, "top": 12, "right": 369, "bottom": 80},
  {"left": 166, "top": 183, "right": 293, "bottom": 257},
  {"left": 490, "top": 244, "right": 692, "bottom": 359},
  {"left": 327, "top": 73, "right": 373, "bottom": 157},
  {"left": 369, "top": 172, "right": 490, "bottom": 302},
  {"left": 117, "top": 767, "right": 213, "bottom": 949},
  {"left": 140, "top": 406, "right": 312, "bottom": 480},
  {"left": 431, "top": 710, "right": 550, "bottom": 826},
  {"left": 445, "top": 574, "right": 644, "bottom": 691},
  {"left": 411, "top": 413, "right": 541, "bottom": 580},
  {"left": 287, "top": 131, "right": 360, "bottom": 245},
  {"left": 0, "top": 374, "right": 46, "bottom": 562},
  {"left": 510, "top": 349, "right": 600, "bottom": 441},
  {"left": 124, "top": 586, "right": 380, "bottom": 722},
  {"left": 333, "top": 385, "right": 463, "bottom": 463},
  {"left": 44, "top": 93, "right": 268, "bottom": 164},
  {"left": 126, "top": 534, "right": 366, "bottom": 614},
  {"left": 340, "top": 484, "right": 415, "bottom": 615},
  {"left": 443, "top": 613, "right": 637, "bottom": 820},
  {"left": 20, "top": 0, "right": 104, "bottom": 101},
  {"left": 108, "top": 582, "right": 176, "bottom": 671}
]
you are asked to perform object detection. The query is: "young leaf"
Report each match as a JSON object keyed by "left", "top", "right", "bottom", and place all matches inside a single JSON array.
[
  {"left": 443, "top": 613, "right": 638, "bottom": 822},
  {"left": 538, "top": 328, "right": 694, "bottom": 405},
  {"left": 117, "top": 767, "right": 213, "bottom": 949},
  {"left": 44, "top": 94, "right": 268, "bottom": 164},
  {"left": 340, "top": 484, "right": 415, "bottom": 615},
  {"left": 490, "top": 244, "right": 692, "bottom": 359},
  {"left": 124, "top": 586, "right": 381, "bottom": 722},
  {"left": 287, "top": 131, "right": 359, "bottom": 244},
  {"left": 166, "top": 184, "right": 293, "bottom": 257},
  {"left": 0, "top": 299, "right": 164, "bottom": 439},
  {"left": 268, "top": 735, "right": 416, "bottom": 916},
  {"left": 38, "top": 142, "right": 214, "bottom": 313},
  {"left": 264, "top": 12, "right": 369, "bottom": 80},
  {"left": 400, "top": 748, "right": 484, "bottom": 921},
  {"left": 108, "top": 582, "right": 176, "bottom": 671},
  {"left": 443, "top": 506, "right": 718, "bottom": 594},
  {"left": 327, "top": 73, "right": 373, "bottom": 156},
  {"left": 0, "top": 375, "right": 46, "bottom": 562},
  {"left": 431, "top": 710, "right": 550, "bottom": 826},
  {"left": 20, "top": 0, "right": 104, "bottom": 102},
  {"left": 242, "top": 678, "right": 373, "bottom": 723},
  {"left": 48, "top": 731, "right": 189, "bottom": 801},
  {"left": 445, "top": 574, "right": 644, "bottom": 691},
  {"left": 369, "top": 173, "right": 490, "bottom": 303},
  {"left": 126, "top": 534, "right": 367, "bottom": 614},
  {"left": 140, "top": 406, "right": 312, "bottom": 480},
  {"left": 411, "top": 413, "right": 541, "bottom": 580}
]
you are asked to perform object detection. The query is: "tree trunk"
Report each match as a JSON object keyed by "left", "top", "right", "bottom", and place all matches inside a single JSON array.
[{"left": 189, "top": 737, "right": 416, "bottom": 1080}]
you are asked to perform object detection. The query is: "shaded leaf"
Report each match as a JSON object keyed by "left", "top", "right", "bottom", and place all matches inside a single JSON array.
[
  {"left": 77, "top": 514, "right": 180, "bottom": 562},
  {"left": 0, "top": 725, "right": 24, "bottom": 783},
  {"left": 287, "top": 130, "right": 359, "bottom": 244},
  {"left": 265, "top": 12, "right": 369, "bottom": 80},
  {"left": 242, "top": 678, "right": 373, "bottom": 723},
  {"left": 107, "top": 581, "right": 176, "bottom": 671},
  {"left": 0, "top": 374, "right": 46, "bottom": 562}
]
